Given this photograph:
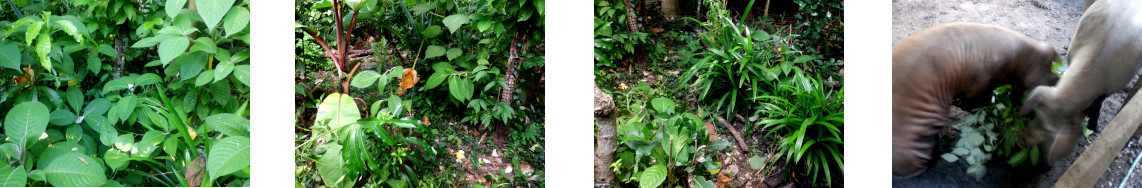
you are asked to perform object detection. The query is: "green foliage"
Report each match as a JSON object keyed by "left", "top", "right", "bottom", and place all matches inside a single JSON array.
[
  {"left": 753, "top": 73, "right": 843, "bottom": 187},
  {"left": 593, "top": 0, "right": 649, "bottom": 69},
  {"left": 941, "top": 85, "right": 1045, "bottom": 179},
  {"left": 610, "top": 86, "right": 721, "bottom": 187},
  {"left": 0, "top": 0, "right": 251, "bottom": 186},
  {"left": 680, "top": 0, "right": 810, "bottom": 118}
]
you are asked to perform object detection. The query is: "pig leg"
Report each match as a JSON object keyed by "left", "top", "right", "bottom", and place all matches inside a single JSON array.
[{"left": 1085, "top": 95, "right": 1107, "bottom": 131}]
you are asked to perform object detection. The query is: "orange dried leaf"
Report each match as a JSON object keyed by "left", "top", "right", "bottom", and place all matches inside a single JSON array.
[
  {"left": 422, "top": 116, "right": 431, "bottom": 125},
  {"left": 398, "top": 68, "right": 419, "bottom": 96}
]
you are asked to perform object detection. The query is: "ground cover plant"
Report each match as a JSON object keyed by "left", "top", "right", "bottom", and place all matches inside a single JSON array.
[
  {"left": 294, "top": 0, "right": 545, "bottom": 187},
  {"left": 594, "top": 0, "right": 843, "bottom": 187},
  {"left": 0, "top": 0, "right": 251, "bottom": 186}
]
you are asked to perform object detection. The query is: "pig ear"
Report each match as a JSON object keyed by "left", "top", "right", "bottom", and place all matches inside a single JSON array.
[{"left": 1021, "top": 86, "right": 1051, "bottom": 115}]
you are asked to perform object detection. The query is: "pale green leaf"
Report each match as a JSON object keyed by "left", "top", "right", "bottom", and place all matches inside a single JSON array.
[
  {"left": 196, "top": 69, "right": 216, "bottom": 86},
  {"left": 205, "top": 113, "right": 249, "bottom": 137},
  {"left": 159, "top": 37, "right": 189, "bottom": 65},
  {"left": 214, "top": 61, "right": 234, "bottom": 83},
  {"left": 350, "top": 70, "right": 382, "bottom": 89},
  {"left": 223, "top": 6, "right": 250, "bottom": 37},
  {"left": 650, "top": 97, "right": 676, "bottom": 115},
  {"left": 54, "top": 20, "right": 82, "bottom": 43},
  {"left": 446, "top": 48, "right": 462, "bottom": 61},
  {"left": 0, "top": 42, "right": 20, "bottom": 70},
  {"left": 316, "top": 93, "right": 360, "bottom": 131},
  {"left": 135, "top": 73, "right": 162, "bottom": 87},
  {"left": 424, "top": 72, "right": 448, "bottom": 89},
  {"left": 442, "top": 14, "right": 469, "bottom": 34},
  {"left": 0, "top": 166, "right": 25, "bottom": 187},
  {"left": 166, "top": 0, "right": 187, "bottom": 18},
  {"left": 233, "top": 65, "right": 250, "bottom": 86},
  {"left": 49, "top": 109, "right": 77, "bottom": 126},
  {"left": 748, "top": 155, "right": 764, "bottom": 170},
  {"left": 36, "top": 33, "right": 51, "bottom": 71},
  {"left": 25, "top": 21, "right": 42, "bottom": 46},
  {"left": 425, "top": 45, "right": 445, "bottom": 59},
  {"left": 421, "top": 25, "right": 441, "bottom": 38},
  {"left": 196, "top": 0, "right": 237, "bottom": 30},
  {"left": 45, "top": 153, "right": 105, "bottom": 186},
  {"left": 103, "top": 148, "right": 129, "bottom": 170},
  {"left": 208, "top": 136, "right": 250, "bottom": 181}
]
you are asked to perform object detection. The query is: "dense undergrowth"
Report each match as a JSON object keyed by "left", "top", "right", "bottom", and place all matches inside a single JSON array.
[
  {"left": 294, "top": 0, "right": 545, "bottom": 187},
  {"left": 595, "top": 0, "right": 843, "bottom": 187},
  {"left": 0, "top": 0, "right": 251, "bottom": 186}
]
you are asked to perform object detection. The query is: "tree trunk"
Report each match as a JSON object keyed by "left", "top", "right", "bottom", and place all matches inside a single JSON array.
[
  {"left": 594, "top": 84, "right": 617, "bottom": 187},
  {"left": 661, "top": 0, "right": 679, "bottom": 19},
  {"left": 500, "top": 28, "right": 529, "bottom": 104},
  {"left": 620, "top": 0, "right": 645, "bottom": 69}
]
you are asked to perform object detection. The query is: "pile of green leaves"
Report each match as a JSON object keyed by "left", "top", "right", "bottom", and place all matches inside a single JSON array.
[
  {"left": 791, "top": 0, "right": 842, "bottom": 57},
  {"left": 0, "top": 0, "right": 250, "bottom": 186},
  {"left": 940, "top": 85, "right": 1045, "bottom": 179},
  {"left": 608, "top": 83, "right": 730, "bottom": 188}
]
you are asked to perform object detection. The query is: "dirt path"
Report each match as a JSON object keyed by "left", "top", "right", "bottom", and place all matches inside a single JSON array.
[{"left": 893, "top": 0, "right": 1142, "bottom": 187}]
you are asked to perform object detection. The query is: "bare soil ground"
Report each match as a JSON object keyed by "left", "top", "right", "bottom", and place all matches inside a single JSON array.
[{"left": 893, "top": 0, "right": 1142, "bottom": 187}]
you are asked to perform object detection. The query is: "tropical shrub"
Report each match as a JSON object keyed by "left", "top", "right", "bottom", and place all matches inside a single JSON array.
[
  {"left": 753, "top": 72, "right": 843, "bottom": 187},
  {"left": 679, "top": 0, "right": 813, "bottom": 119},
  {"left": 0, "top": 0, "right": 250, "bottom": 186}
]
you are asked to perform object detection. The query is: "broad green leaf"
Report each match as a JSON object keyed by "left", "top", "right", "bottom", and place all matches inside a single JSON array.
[
  {"left": 82, "top": 98, "right": 112, "bottom": 117},
  {"left": 208, "top": 136, "right": 250, "bottom": 181},
  {"left": 0, "top": 42, "right": 19, "bottom": 70},
  {"left": 476, "top": 20, "right": 492, "bottom": 32},
  {"left": 316, "top": 144, "right": 354, "bottom": 188},
  {"left": 87, "top": 55, "right": 100, "bottom": 74},
  {"left": 193, "top": 37, "right": 217, "bottom": 53},
  {"left": 54, "top": 20, "right": 82, "bottom": 43},
  {"left": 447, "top": 76, "right": 473, "bottom": 101},
  {"left": 233, "top": 65, "right": 250, "bottom": 86},
  {"left": 27, "top": 170, "right": 44, "bottom": 182},
  {"left": 166, "top": 0, "right": 187, "bottom": 18},
  {"left": 5, "top": 102, "right": 50, "bottom": 148},
  {"left": 114, "top": 96, "right": 136, "bottom": 122},
  {"left": 205, "top": 113, "right": 249, "bottom": 137},
  {"left": 0, "top": 166, "right": 25, "bottom": 187},
  {"left": 131, "top": 36, "right": 164, "bottom": 48},
  {"left": 650, "top": 97, "right": 676, "bottom": 115},
  {"left": 84, "top": 115, "right": 117, "bottom": 146},
  {"left": 135, "top": 73, "right": 162, "bottom": 87},
  {"left": 446, "top": 48, "right": 462, "bottom": 61},
  {"left": 196, "top": 0, "right": 237, "bottom": 30},
  {"left": 431, "top": 62, "right": 454, "bottom": 73},
  {"left": 534, "top": 0, "right": 545, "bottom": 15},
  {"left": 49, "top": 110, "right": 77, "bottom": 126},
  {"left": 44, "top": 153, "right": 106, "bottom": 187},
  {"left": 223, "top": 6, "right": 250, "bottom": 37},
  {"left": 103, "top": 149, "right": 129, "bottom": 170},
  {"left": 103, "top": 78, "right": 129, "bottom": 94},
  {"left": 748, "top": 155, "right": 764, "bottom": 170},
  {"left": 179, "top": 51, "right": 207, "bottom": 81},
  {"left": 211, "top": 80, "right": 232, "bottom": 106},
  {"left": 65, "top": 125, "right": 82, "bottom": 142},
  {"left": 639, "top": 165, "right": 667, "bottom": 188},
  {"left": 424, "top": 72, "right": 448, "bottom": 89},
  {"left": 196, "top": 69, "right": 216, "bottom": 86},
  {"left": 36, "top": 34, "right": 51, "bottom": 71},
  {"left": 709, "top": 139, "right": 730, "bottom": 151},
  {"left": 425, "top": 45, "right": 445, "bottom": 59},
  {"left": 442, "top": 14, "right": 469, "bottom": 34},
  {"left": 163, "top": 136, "right": 179, "bottom": 157},
  {"left": 350, "top": 70, "right": 382, "bottom": 89},
  {"left": 144, "top": 110, "right": 169, "bottom": 131},
  {"left": 316, "top": 93, "right": 360, "bottom": 130},
  {"left": 36, "top": 142, "right": 84, "bottom": 176},
  {"left": 159, "top": 37, "right": 189, "bottom": 65},
  {"left": 215, "top": 61, "right": 235, "bottom": 83},
  {"left": 25, "top": 21, "right": 42, "bottom": 45},
  {"left": 421, "top": 25, "right": 441, "bottom": 38}
]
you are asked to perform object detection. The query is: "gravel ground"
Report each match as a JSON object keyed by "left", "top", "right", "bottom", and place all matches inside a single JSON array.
[{"left": 892, "top": 0, "right": 1142, "bottom": 187}]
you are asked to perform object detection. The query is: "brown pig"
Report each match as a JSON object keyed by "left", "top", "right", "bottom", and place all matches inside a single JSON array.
[
  {"left": 893, "top": 22, "right": 1060, "bottom": 177},
  {"left": 1021, "top": 0, "right": 1142, "bottom": 164}
]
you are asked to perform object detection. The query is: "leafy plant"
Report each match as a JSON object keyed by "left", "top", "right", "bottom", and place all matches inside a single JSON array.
[
  {"left": 679, "top": 0, "right": 813, "bottom": 119},
  {"left": 754, "top": 72, "right": 843, "bottom": 187},
  {"left": 791, "top": 0, "right": 843, "bottom": 57},
  {"left": 0, "top": 0, "right": 251, "bottom": 186}
]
